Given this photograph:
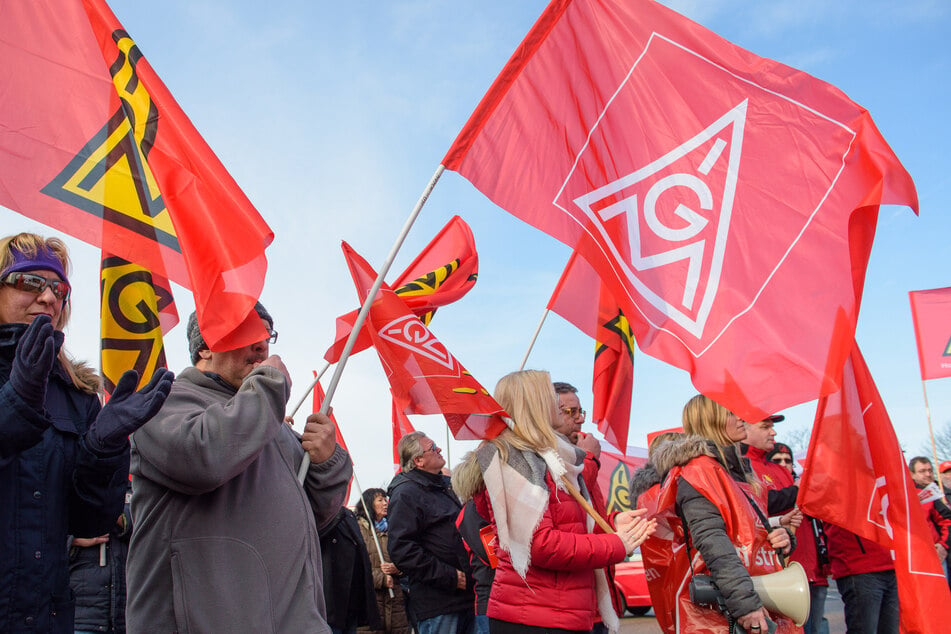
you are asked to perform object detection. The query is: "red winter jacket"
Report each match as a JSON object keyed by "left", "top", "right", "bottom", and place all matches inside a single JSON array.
[
  {"left": 824, "top": 523, "right": 894, "bottom": 579},
  {"left": 475, "top": 472, "right": 626, "bottom": 631}
]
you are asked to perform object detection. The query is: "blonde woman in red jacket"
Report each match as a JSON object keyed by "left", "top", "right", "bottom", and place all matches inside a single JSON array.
[{"left": 453, "top": 370, "right": 655, "bottom": 634}]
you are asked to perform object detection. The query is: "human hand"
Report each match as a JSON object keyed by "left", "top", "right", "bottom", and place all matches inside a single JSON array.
[
  {"left": 613, "top": 508, "right": 649, "bottom": 533},
  {"left": 616, "top": 512, "right": 657, "bottom": 555},
  {"left": 737, "top": 607, "right": 770, "bottom": 633},
  {"left": 576, "top": 431, "right": 601, "bottom": 460},
  {"left": 385, "top": 574, "right": 394, "bottom": 589},
  {"left": 381, "top": 562, "right": 398, "bottom": 575},
  {"left": 301, "top": 411, "right": 336, "bottom": 464},
  {"left": 780, "top": 508, "right": 803, "bottom": 531},
  {"left": 72, "top": 535, "right": 109, "bottom": 547},
  {"left": 767, "top": 528, "right": 791, "bottom": 555},
  {"left": 9, "top": 315, "right": 63, "bottom": 410},
  {"left": 456, "top": 569, "right": 467, "bottom": 590},
  {"left": 85, "top": 368, "right": 174, "bottom": 455},
  {"left": 258, "top": 355, "right": 291, "bottom": 388},
  {"left": 937, "top": 544, "right": 948, "bottom": 563}
]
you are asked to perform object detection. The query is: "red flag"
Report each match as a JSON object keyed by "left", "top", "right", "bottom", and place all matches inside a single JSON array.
[
  {"left": 444, "top": 0, "right": 917, "bottom": 422},
  {"left": 548, "top": 253, "right": 634, "bottom": 451},
  {"left": 798, "top": 344, "right": 951, "bottom": 633},
  {"left": 325, "top": 215, "right": 478, "bottom": 363},
  {"left": 0, "top": 0, "right": 272, "bottom": 351},
  {"left": 595, "top": 445, "right": 647, "bottom": 514},
  {"left": 342, "top": 242, "right": 507, "bottom": 441},
  {"left": 391, "top": 393, "right": 417, "bottom": 471},
  {"left": 909, "top": 287, "right": 951, "bottom": 381},
  {"left": 312, "top": 374, "right": 353, "bottom": 499}
]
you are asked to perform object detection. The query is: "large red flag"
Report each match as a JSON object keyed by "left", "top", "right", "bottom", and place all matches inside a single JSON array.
[
  {"left": 391, "top": 393, "right": 417, "bottom": 471},
  {"left": 325, "top": 215, "right": 478, "bottom": 363},
  {"left": 909, "top": 287, "right": 951, "bottom": 381},
  {"left": 547, "top": 253, "right": 635, "bottom": 451},
  {"left": 596, "top": 445, "right": 647, "bottom": 515},
  {"left": 444, "top": 0, "right": 917, "bottom": 422},
  {"left": 342, "top": 242, "right": 507, "bottom": 441},
  {"left": 0, "top": 0, "right": 272, "bottom": 351},
  {"left": 798, "top": 344, "right": 951, "bottom": 634}
]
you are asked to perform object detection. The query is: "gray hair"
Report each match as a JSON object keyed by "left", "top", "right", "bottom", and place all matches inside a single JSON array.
[{"left": 397, "top": 431, "right": 429, "bottom": 472}]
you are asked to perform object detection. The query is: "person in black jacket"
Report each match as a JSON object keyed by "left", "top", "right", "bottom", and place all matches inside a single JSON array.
[
  {"left": 319, "top": 506, "right": 382, "bottom": 634},
  {"left": 387, "top": 432, "right": 474, "bottom": 634},
  {"left": 0, "top": 233, "right": 172, "bottom": 633},
  {"left": 69, "top": 485, "right": 133, "bottom": 634}
]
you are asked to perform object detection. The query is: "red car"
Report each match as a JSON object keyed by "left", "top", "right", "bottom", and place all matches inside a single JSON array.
[{"left": 613, "top": 551, "right": 652, "bottom": 616}]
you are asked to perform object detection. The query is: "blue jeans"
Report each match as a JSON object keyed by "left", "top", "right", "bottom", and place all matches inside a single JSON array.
[
  {"left": 803, "top": 583, "right": 829, "bottom": 634},
  {"left": 418, "top": 610, "right": 475, "bottom": 634},
  {"left": 475, "top": 614, "right": 491, "bottom": 634},
  {"left": 836, "top": 571, "right": 899, "bottom": 634}
]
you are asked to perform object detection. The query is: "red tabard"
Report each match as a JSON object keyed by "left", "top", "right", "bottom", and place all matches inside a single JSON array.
[{"left": 641, "top": 456, "right": 800, "bottom": 633}]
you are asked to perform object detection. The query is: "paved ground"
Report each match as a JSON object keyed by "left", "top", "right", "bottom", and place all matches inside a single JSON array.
[{"left": 619, "top": 584, "right": 845, "bottom": 632}]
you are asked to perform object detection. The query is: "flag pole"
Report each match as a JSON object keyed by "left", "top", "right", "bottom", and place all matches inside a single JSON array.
[
  {"left": 519, "top": 308, "right": 550, "bottom": 371},
  {"left": 352, "top": 470, "right": 396, "bottom": 598},
  {"left": 922, "top": 379, "right": 946, "bottom": 503},
  {"left": 286, "top": 362, "right": 332, "bottom": 422},
  {"left": 298, "top": 165, "right": 446, "bottom": 482}
]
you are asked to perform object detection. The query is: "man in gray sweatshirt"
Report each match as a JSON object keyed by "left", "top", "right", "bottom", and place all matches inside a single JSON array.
[{"left": 126, "top": 304, "right": 352, "bottom": 633}]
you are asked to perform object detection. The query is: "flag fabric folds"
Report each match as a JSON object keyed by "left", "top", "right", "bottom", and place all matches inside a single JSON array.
[
  {"left": 100, "top": 254, "right": 178, "bottom": 397},
  {"left": 547, "top": 253, "right": 635, "bottom": 451},
  {"left": 444, "top": 0, "right": 918, "bottom": 422},
  {"left": 342, "top": 242, "right": 507, "bottom": 441},
  {"left": 312, "top": 374, "right": 353, "bottom": 499},
  {"left": 391, "top": 393, "right": 417, "bottom": 471},
  {"left": 325, "top": 215, "right": 478, "bottom": 363},
  {"left": 909, "top": 287, "right": 951, "bottom": 381},
  {"left": 595, "top": 445, "right": 647, "bottom": 515},
  {"left": 798, "top": 343, "right": 951, "bottom": 634},
  {"left": 0, "top": 0, "right": 272, "bottom": 351}
]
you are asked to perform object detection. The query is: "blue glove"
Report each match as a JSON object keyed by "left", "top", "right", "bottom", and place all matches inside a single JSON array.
[
  {"left": 9, "top": 315, "right": 64, "bottom": 411},
  {"left": 85, "top": 368, "right": 174, "bottom": 455}
]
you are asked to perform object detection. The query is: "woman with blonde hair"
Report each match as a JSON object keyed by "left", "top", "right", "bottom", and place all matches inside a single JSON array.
[
  {"left": 0, "top": 232, "right": 172, "bottom": 632},
  {"left": 641, "top": 394, "right": 799, "bottom": 634},
  {"left": 453, "top": 370, "right": 655, "bottom": 634}
]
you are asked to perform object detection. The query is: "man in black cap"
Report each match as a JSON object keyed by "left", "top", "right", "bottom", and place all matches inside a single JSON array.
[
  {"left": 126, "top": 303, "right": 353, "bottom": 634},
  {"left": 743, "top": 414, "right": 801, "bottom": 519}
]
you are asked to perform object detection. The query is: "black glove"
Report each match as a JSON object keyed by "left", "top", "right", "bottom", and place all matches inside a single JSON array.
[
  {"left": 9, "top": 315, "right": 64, "bottom": 410},
  {"left": 85, "top": 368, "right": 174, "bottom": 455}
]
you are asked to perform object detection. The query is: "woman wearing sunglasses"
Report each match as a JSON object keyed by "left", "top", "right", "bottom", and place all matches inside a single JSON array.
[{"left": 0, "top": 232, "right": 173, "bottom": 633}]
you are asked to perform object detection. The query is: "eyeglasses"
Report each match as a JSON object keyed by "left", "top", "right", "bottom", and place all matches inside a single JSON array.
[
  {"left": 422, "top": 442, "right": 440, "bottom": 454},
  {"left": 772, "top": 458, "right": 794, "bottom": 465},
  {"left": 265, "top": 328, "right": 278, "bottom": 344},
  {"left": 561, "top": 407, "right": 586, "bottom": 419},
  {"left": 2, "top": 272, "right": 70, "bottom": 301}
]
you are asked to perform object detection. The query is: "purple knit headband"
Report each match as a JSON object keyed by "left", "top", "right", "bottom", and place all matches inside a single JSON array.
[{"left": 1, "top": 245, "right": 69, "bottom": 285}]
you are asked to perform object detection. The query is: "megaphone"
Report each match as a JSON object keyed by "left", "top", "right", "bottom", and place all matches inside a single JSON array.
[{"left": 751, "top": 561, "right": 811, "bottom": 627}]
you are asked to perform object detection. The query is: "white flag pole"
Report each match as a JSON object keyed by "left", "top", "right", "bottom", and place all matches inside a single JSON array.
[
  {"left": 519, "top": 308, "right": 550, "bottom": 371},
  {"left": 298, "top": 165, "right": 446, "bottom": 483},
  {"left": 286, "top": 362, "right": 332, "bottom": 422}
]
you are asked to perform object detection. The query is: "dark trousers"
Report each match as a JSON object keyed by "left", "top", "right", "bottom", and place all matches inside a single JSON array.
[{"left": 836, "top": 571, "right": 899, "bottom": 634}]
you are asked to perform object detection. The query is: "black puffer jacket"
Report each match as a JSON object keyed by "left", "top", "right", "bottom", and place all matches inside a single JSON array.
[
  {"left": 386, "top": 469, "right": 474, "bottom": 621},
  {"left": 1, "top": 323, "right": 128, "bottom": 633},
  {"left": 653, "top": 436, "right": 792, "bottom": 620}
]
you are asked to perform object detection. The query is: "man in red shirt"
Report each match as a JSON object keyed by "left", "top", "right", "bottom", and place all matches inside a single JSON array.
[{"left": 742, "top": 414, "right": 799, "bottom": 520}]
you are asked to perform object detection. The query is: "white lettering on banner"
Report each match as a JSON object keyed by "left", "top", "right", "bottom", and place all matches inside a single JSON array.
[
  {"left": 734, "top": 544, "right": 751, "bottom": 567},
  {"left": 379, "top": 315, "right": 456, "bottom": 370},
  {"left": 754, "top": 547, "right": 780, "bottom": 569}
]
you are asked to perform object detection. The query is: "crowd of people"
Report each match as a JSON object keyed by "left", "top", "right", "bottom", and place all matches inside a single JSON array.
[{"left": 1, "top": 230, "right": 948, "bottom": 634}]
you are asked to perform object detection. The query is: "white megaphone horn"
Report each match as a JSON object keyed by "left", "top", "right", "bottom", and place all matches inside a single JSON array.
[{"left": 751, "top": 561, "right": 811, "bottom": 627}]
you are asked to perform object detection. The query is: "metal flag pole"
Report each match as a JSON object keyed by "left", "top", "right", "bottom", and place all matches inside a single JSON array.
[
  {"left": 353, "top": 470, "right": 396, "bottom": 598},
  {"left": 298, "top": 165, "right": 446, "bottom": 483},
  {"left": 286, "top": 362, "right": 332, "bottom": 422}
]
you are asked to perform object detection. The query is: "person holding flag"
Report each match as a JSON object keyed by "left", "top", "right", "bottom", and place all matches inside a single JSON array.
[{"left": 0, "top": 232, "right": 172, "bottom": 633}]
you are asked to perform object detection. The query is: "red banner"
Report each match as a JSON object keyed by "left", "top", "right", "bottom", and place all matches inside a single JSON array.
[
  {"left": 909, "top": 287, "right": 951, "bottom": 381},
  {"left": 391, "top": 393, "right": 417, "bottom": 471},
  {"left": 596, "top": 445, "right": 647, "bottom": 515},
  {"left": 548, "top": 253, "right": 634, "bottom": 451},
  {"left": 444, "top": 0, "right": 917, "bottom": 422},
  {"left": 799, "top": 343, "right": 951, "bottom": 634},
  {"left": 342, "top": 242, "right": 507, "bottom": 441},
  {"left": 325, "top": 215, "right": 478, "bottom": 363},
  {"left": 0, "top": 0, "right": 272, "bottom": 351}
]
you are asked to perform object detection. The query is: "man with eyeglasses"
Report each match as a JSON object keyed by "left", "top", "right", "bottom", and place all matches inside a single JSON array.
[
  {"left": 387, "top": 431, "right": 475, "bottom": 634},
  {"left": 742, "top": 414, "right": 800, "bottom": 519},
  {"left": 126, "top": 303, "right": 352, "bottom": 633}
]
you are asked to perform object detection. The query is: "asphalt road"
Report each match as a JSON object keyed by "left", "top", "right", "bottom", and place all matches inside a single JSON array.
[{"left": 619, "top": 585, "right": 845, "bottom": 633}]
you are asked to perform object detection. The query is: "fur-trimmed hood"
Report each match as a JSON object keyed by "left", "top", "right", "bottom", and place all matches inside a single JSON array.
[
  {"left": 651, "top": 434, "right": 717, "bottom": 477},
  {"left": 629, "top": 462, "right": 662, "bottom": 507}
]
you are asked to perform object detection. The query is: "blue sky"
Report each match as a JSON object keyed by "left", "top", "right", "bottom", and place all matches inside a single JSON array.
[{"left": 2, "top": 0, "right": 949, "bottom": 497}]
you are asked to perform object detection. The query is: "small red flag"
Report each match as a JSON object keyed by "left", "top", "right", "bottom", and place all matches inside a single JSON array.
[
  {"left": 909, "top": 287, "right": 951, "bottom": 381},
  {"left": 798, "top": 343, "right": 951, "bottom": 634},
  {"left": 312, "top": 373, "right": 352, "bottom": 499},
  {"left": 342, "top": 242, "right": 507, "bottom": 441},
  {"left": 391, "top": 393, "right": 416, "bottom": 471},
  {"left": 0, "top": 0, "right": 272, "bottom": 351},
  {"left": 548, "top": 253, "right": 634, "bottom": 451},
  {"left": 444, "top": 0, "right": 917, "bottom": 422},
  {"left": 325, "top": 216, "right": 478, "bottom": 363}
]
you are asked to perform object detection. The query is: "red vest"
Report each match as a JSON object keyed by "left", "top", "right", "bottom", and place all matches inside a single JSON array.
[{"left": 642, "top": 455, "right": 801, "bottom": 634}]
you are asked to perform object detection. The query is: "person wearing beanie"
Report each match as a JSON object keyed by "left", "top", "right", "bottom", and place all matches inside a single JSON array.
[
  {"left": 1, "top": 232, "right": 172, "bottom": 633},
  {"left": 127, "top": 303, "right": 353, "bottom": 633}
]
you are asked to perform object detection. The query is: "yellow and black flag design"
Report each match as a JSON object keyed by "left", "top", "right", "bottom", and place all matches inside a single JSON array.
[{"left": 100, "top": 254, "right": 178, "bottom": 397}]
